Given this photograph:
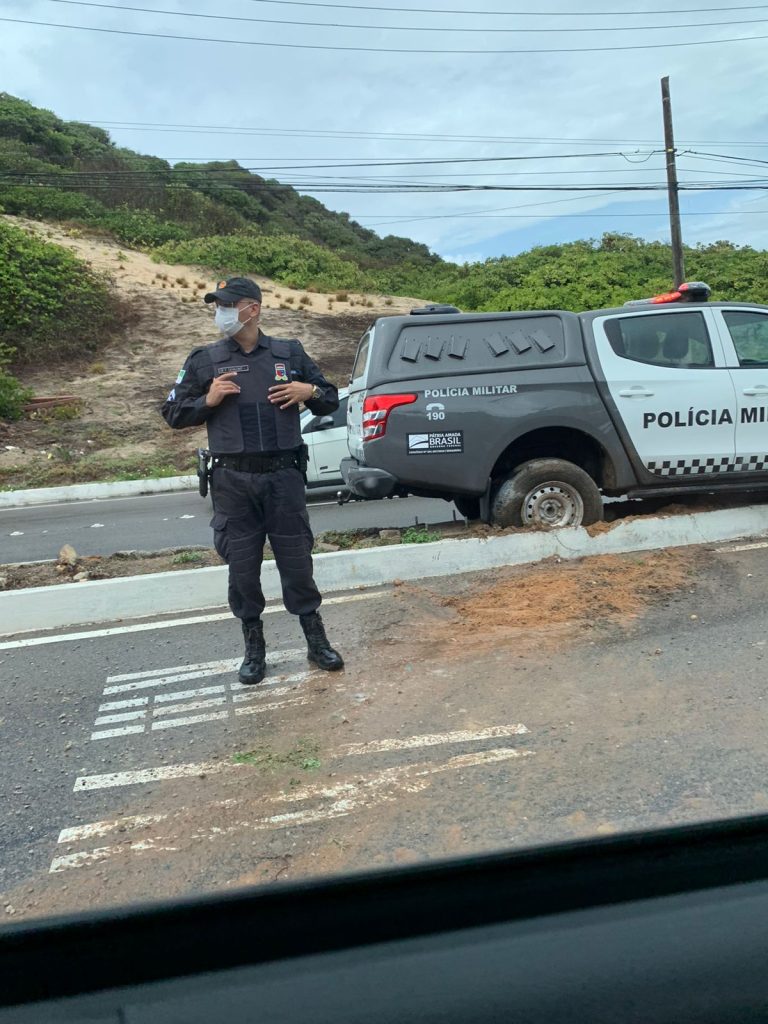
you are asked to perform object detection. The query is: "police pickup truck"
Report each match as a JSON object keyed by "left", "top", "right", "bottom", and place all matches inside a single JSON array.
[{"left": 340, "top": 284, "right": 768, "bottom": 527}]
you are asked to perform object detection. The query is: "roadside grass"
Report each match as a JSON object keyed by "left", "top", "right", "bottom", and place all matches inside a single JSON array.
[{"left": 232, "top": 738, "right": 321, "bottom": 773}]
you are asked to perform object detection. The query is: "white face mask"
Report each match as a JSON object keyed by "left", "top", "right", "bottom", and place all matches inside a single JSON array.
[{"left": 214, "top": 304, "right": 245, "bottom": 337}]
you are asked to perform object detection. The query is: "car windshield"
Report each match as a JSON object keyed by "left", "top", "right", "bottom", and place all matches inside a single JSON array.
[{"left": 1, "top": 16, "right": 767, "bottom": 939}]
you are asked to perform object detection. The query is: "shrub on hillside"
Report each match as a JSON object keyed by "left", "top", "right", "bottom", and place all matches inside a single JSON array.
[
  {"left": 154, "top": 233, "right": 377, "bottom": 293},
  {"left": 0, "top": 220, "right": 121, "bottom": 364}
]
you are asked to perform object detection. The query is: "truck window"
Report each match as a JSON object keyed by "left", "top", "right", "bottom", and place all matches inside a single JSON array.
[
  {"left": 351, "top": 330, "right": 371, "bottom": 383},
  {"left": 722, "top": 310, "right": 768, "bottom": 367},
  {"left": 603, "top": 312, "right": 714, "bottom": 369}
]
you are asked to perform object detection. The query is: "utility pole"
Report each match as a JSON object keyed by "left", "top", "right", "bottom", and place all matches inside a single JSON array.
[{"left": 661, "top": 76, "right": 685, "bottom": 285}]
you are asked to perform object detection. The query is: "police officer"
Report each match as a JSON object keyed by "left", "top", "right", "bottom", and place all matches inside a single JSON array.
[{"left": 161, "top": 276, "right": 343, "bottom": 684}]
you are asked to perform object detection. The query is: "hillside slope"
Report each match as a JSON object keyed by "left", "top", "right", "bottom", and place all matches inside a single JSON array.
[{"left": 0, "top": 217, "right": 424, "bottom": 489}]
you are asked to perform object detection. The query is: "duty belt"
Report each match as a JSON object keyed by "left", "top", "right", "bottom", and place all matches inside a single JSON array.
[{"left": 212, "top": 451, "right": 301, "bottom": 474}]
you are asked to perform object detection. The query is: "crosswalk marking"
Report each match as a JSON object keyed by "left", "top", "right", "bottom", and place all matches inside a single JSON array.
[
  {"left": 344, "top": 725, "right": 530, "bottom": 756},
  {"left": 154, "top": 685, "right": 227, "bottom": 703},
  {"left": 151, "top": 711, "right": 230, "bottom": 731},
  {"left": 234, "top": 696, "right": 310, "bottom": 717},
  {"left": 54, "top": 748, "right": 534, "bottom": 873},
  {"left": 94, "top": 710, "right": 147, "bottom": 726},
  {"left": 89, "top": 650, "right": 318, "bottom": 741},
  {"left": 75, "top": 761, "right": 236, "bottom": 791},
  {"left": 75, "top": 721, "right": 532, "bottom": 791},
  {"left": 91, "top": 724, "right": 146, "bottom": 741},
  {"left": 98, "top": 696, "right": 149, "bottom": 712},
  {"left": 152, "top": 697, "right": 227, "bottom": 717},
  {"left": 103, "top": 667, "right": 236, "bottom": 696},
  {"left": 106, "top": 651, "right": 304, "bottom": 684}
]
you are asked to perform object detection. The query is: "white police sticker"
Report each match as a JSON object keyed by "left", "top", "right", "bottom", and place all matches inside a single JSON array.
[
  {"left": 408, "top": 431, "right": 463, "bottom": 454},
  {"left": 167, "top": 388, "right": 176, "bottom": 402}
]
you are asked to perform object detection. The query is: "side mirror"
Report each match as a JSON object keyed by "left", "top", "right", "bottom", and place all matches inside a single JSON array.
[{"left": 315, "top": 415, "right": 335, "bottom": 431}]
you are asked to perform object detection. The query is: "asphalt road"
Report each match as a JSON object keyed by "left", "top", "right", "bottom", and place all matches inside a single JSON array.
[
  {"left": 0, "top": 491, "right": 460, "bottom": 563},
  {"left": 1, "top": 539, "right": 767, "bottom": 922}
]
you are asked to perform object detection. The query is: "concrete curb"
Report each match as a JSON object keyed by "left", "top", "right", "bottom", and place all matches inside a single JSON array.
[
  {"left": 0, "top": 476, "right": 197, "bottom": 508},
  {"left": 2, "top": 503, "right": 767, "bottom": 636}
]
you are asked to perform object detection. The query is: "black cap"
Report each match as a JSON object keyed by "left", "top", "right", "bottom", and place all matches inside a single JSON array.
[{"left": 203, "top": 276, "right": 262, "bottom": 304}]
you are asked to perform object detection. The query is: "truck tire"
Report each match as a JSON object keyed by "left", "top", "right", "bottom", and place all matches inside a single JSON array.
[
  {"left": 453, "top": 496, "right": 481, "bottom": 520},
  {"left": 491, "top": 459, "right": 603, "bottom": 529}
]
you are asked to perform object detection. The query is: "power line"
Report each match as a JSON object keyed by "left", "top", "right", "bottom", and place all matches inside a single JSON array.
[
  {"left": 77, "top": 120, "right": 768, "bottom": 149},
  {"left": 195, "top": 0, "right": 768, "bottom": 17},
  {"left": 0, "top": 150, "right": 661, "bottom": 170},
  {"left": 39, "top": 0, "right": 768, "bottom": 34},
  {"left": 3, "top": 15, "right": 768, "bottom": 52},
  {"left": 3, "top": 177, "right": 765, "bottom": 192}
]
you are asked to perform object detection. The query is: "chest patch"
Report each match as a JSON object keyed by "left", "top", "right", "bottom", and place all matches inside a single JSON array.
[
  {"left": 216, "top": 364, "right": 249, "bottom": 375},
  {"left": 274, "top": 362, "right": 289, "bottom": 382}
]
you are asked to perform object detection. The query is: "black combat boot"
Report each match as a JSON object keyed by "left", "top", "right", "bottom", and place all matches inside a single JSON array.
[
  {"left": 239, "top": 620, "right": 266, "bottom": 685},
  {"left": 299, "top": 612, "right": 344, "bottom": 671}
]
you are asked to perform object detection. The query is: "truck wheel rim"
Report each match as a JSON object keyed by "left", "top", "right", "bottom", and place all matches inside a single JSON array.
[{"left": 522, "top": 482, "right": 584, "bottom": 527}]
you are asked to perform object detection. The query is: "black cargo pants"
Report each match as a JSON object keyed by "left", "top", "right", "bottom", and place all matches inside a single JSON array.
[{"left": 209, "top": 466, "right": 321, "bottom": 624}]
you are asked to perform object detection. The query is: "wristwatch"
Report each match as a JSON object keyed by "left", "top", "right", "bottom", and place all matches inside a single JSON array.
[{"left": 309, "top": 384, "right": 321, "bottom": 401}]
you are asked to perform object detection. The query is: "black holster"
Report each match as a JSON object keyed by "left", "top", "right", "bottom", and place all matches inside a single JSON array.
[
  {"left": 298, "top": 443, "right": 309, "bottom": 483},
  {"left": 196, "top": 448, "right": 212, "bottom": 498}
]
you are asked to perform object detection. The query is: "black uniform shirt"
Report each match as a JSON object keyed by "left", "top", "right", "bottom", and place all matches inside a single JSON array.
[{"left": 161, "top": 331, "right": 339, "bottom": 454}]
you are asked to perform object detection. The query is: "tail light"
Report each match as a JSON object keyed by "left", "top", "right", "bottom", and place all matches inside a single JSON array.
[{"left": 362, "top": 393, "right": 417, "bottom": 441}]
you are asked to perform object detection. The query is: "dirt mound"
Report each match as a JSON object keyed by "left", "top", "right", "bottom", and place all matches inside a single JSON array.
[{"left": 404, "top": 550, "right": 698, "bottom": 654}]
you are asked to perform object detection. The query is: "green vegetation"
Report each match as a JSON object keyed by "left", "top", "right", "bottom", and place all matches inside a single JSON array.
[
  {"left": 0, "top": 455, "right": 184, "bottom": 490},
  {"left": 402, "top": 526, "right": 442, "bottom": 544},
  {"left": 0, "top": 92, "right": 435, "bottom": 266},
  {"left": 232, "top": 738, "right": 321, "bottom": 772},
  {"left": 0, "top": 342, "right": 32, "bottom": 420},
  {"left": 154, "top": 232, "right": 375, "bottom": 292},
  {"left": 2, "top": 92, "right": 768, "bottom": 323},
  {"left": 0, "top": 218, "right": 119, "bottom": 366},
  {"left": 171, "top": 551, "right": 205, "bottom": 565}
]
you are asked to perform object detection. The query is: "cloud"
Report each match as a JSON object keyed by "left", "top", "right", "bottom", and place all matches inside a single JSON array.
[{"left": 1, "top": 0, "right": 766, "bottom": 259}]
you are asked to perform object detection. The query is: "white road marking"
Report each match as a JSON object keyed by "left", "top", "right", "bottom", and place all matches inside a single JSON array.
[
  {"left": 56, "top": 800, "right": 242, "bottom": 845},
  {"left": 230, "top": 669, "right": 313, "bottom": 692},
  {"left": 55, "top": 748, "right": 534, "bottom": 872},
  {"left": 75, "top": 761, "right": 236, "bottom": 791},
  {"left": 98, "top": 696, "right": 149, "bottom": 712},
  {"left": 106, "top": 650, "right": 303, "bottom": 685},
  {"left": 94, "top": 710, "right": 147, "bottom": 726},
  {"left": 107, "top": 659, "right": 237, "bottom": 684},
  {"left": 50, "top": 841, "right": 178, "bottom": 873},
  {"left": 152, "top": 697, "right": 227, "bottom": 717},
  {"left": 58, "top": 812, "right": 170, "bottom": 844},
  {"left": 179, "top": 514, "right": 195, "bottom": 519},
  {"left": 0, "top": 591, "right": 385, "bottom": 649},
  {"left": 231, "top": 684, "right": 304, "bottom": 704},
  {"left": 90, "top": 523, "right": 105, "bottom": 529},
  {"left": 234, "top": 696, "right": 310, "bottom": 717},
  {"left": 344, "top": 725, "right": 529, "bottom": 756},
  {"left": 151, "top": 711, "right": 229, "bottom": 731},
  {"left": 103, "top": 667, "right": 236, "bottom": 696},
  {"left": 9, "top": 531, "right": 24, "bottom": 536},
  {"left": 715, "top": 540, "right": 768, "bottom": 553},
  {"left": 90, "top": 723, "right": 146, "bottom": 741},
  {"left": 153, "top": 684, "right": 227, "bottom": 703}
]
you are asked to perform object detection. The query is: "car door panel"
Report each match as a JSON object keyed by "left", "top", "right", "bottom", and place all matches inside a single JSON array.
[
  {"left": 713, "top": 308, "right": 768, "bottom": 475},
  {"left": 593, "top": 309, "right": 737, "bottom": 478}
]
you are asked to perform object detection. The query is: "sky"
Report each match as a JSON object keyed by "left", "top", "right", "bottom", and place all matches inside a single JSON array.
[{"left": 1, "top": 0, "right": 768, "bottom": 264}]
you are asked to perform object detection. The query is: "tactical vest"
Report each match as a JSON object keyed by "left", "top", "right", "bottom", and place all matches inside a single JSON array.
[{"left": 203, "top": 335, "right": 303, "bottom": 453}]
